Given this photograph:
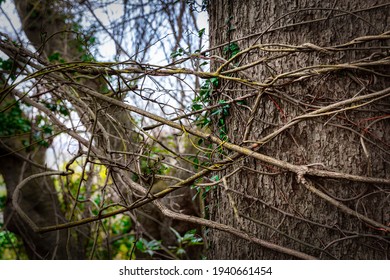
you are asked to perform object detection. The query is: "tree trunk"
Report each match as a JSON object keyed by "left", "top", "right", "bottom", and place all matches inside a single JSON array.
[{"left": 207, "top": 0, "right": 390, "bottom": 259}]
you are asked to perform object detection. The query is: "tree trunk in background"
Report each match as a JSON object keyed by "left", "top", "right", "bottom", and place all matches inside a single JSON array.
[
  {"left": 0, "top": 0, "right": 98, "bottom": 259},
  {"left": 207, "top": 0, "right": 390, "bottom": 259},
  {"left": 0, "top": 141, "right": 78, "bottom": 259}
]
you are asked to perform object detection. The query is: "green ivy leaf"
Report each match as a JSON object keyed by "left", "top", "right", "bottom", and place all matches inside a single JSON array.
[
  {"left": 136, "top": 240, "right": 146, "bottom": 251},
  {"left": 81, "top": 53, "right": 94, "bottom": 62},
  {"left": 176, "top": 248, "right": 186, "bottom": 256},
  {"left": 41, "top": 125, "right": 52, "bottom": 134},
  {"left": 0, "top": 58, "right": 13, "bottom": 70},
  {"left": 210, "top": 77, "right": 219, "bottom": 87},
  {"left": 170, "top": 48, "right": 184, "bottom": 58},
  {"left": 88, "top": 36, "right": 96, "bottom": 45},
  {"left": 210, "top": 175, "right": 220, "bottom": 181},
  {"left": 59, "top": 105, "right": 69, "bottom": 116},
  {"left": 38, "top": 140, "right": 50, "bottom": 148},
  {"left": 223, "top": 42, "right": 240, "bottom": 58},
  {"left": 198, "top": 28, "right": 205, "bottom": 37},
  {"left": 197, "top": 117, "right": 210, "bottom": 128},
  {"left": 210, "top": 108, "right": 222, "bottom": 116},
  {"left": 44, "top": 102, "right": 57, "bottom": 112}
]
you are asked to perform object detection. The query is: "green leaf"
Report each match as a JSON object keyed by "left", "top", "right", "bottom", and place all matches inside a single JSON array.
[
  {"left": 193, "top": 156, "right": 199, "bottom": 170},
  {"left": 44, "top": 102, "right": 57, "bottom": 112},
  {"left": 0, "top": 58, "right": 13, "bottom": 70},
  {"left": 170, "top": 227, "right": 183, "bottom": 242},
  {"left": 188, "top": 155, "right": 200, "bottom": 170},
  {"left": 88, "top": 36, "right": 96, "bottom": 45},
  {"left": 223, "top": 42, "right": 240, "bottom": 58},
  {"left": 72, "top": 23, "right": 81, "bottom": 32},
  {"left": 197, "top": 117, "right": 210, "bottom": 128},
  {"left": 59, "top": 105, "right": 69, "bottom": 116},
  {"left": 81, "top": 53, "right": 94, "bottom": 62},
  {"left": 192, "top": 190, "right": 199, "bottom": 201},
  {"left": 228, "top": 25, "right": 236, "bottom": 32},
  {"left": 198, "top": 28, "right": 205, "bottom": 37},
  {"left": 38, "top": 140, "right": 50, "bottom": 148},
  {"left": 48, "top": 52, "right": 61, "bottom": 62},
  {"left": 210, "top": 175, "right": 220, "bottom": 181},
  {"left": 210, "top": 108, "right": 222, "bottom": 116},
  {"left": 210, "top": 77, "right": 219, "bottom": 87},
  {"left": 183, "top": 230, "right": 196, "bottom": 241},
  {"left": 136, "top": 239, "right": 146, "bottom": 251},
  {"left": 191, "top": 103, "right": 203, "bottom": 111},
  {"left": 170, "top": 48, "right": 184, "bottom": 58},
  {"left": 41, "top": 125, "right": 52, "bottom": 134},
  {"left": 176, "top": 248, "right": 186, "bottom": 256}
]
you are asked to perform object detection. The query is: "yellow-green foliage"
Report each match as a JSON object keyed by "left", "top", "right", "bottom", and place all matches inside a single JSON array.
[{"left": 54, "top": 159, "right": 112, "bottom": 214}]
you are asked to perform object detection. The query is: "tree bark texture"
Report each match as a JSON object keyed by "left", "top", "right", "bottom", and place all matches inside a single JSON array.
[{"left": 207, "top": 0, "right": 390, "bottom": 259}]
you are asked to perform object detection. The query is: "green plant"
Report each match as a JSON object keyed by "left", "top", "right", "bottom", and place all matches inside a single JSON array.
[
  {"left": 0, "top": 230, "right": 28, "bottom": 260},
  {"left": 192, "top": 78, "right": 217, "bottom": 128},
  {"left": 72, "top": 23, "right": 97, "bottom": 62},
  {"left": 48, "top": 52, "right": 66, "bottom": 63},
  {"left": 223, "top": 42, "right": 240, "bottom": 59},
  {"left": 0, "top": 102, "right": 32, "bottom": 137},
  {"left": 0, "top": 176, "right": 27, "bottom": 259},
  {"left": 170, "top": 48, "right": 185, "bottom": 59},
  {"left": 192, "top": 174, "right": 219, "bottom": 200},
  {"left": 0, "top": 57, "right": 17, "bottom": 80},
  {"left": 169, "top": 228, "right": 203, "bottom": 258},
  {"left": 192, "top": 77, "right": 230, "bottom": 142},
  {"left": 135, "top": 238, "right": 162, "bottom": 257}
]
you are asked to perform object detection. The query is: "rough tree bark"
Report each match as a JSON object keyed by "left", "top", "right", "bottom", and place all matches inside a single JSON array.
[{"left": 207, "top": 0, "right": 390, "bottom": 259}]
